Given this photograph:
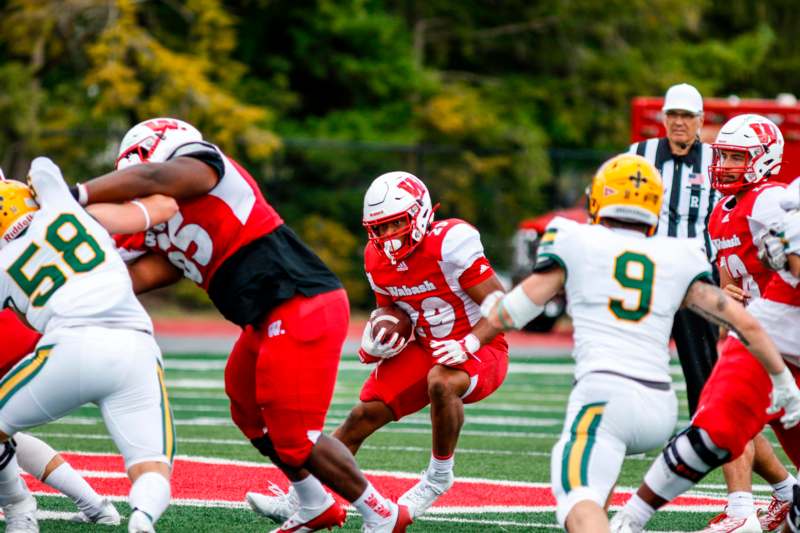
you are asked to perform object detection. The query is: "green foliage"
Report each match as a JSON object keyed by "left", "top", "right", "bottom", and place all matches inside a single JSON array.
[{"left": 1, "top": 0, "right": 800, "bottom": 309}]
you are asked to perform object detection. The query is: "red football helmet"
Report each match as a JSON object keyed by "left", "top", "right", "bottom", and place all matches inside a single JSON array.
[
  {"left": 709, "top": 114, "right": 784, "bottom": 195},
  {"left": 362, "top": 171, "right": 435, "bottom": 263}
]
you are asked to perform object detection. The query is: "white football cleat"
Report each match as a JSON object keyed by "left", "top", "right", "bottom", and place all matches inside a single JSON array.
[
  {"left": 247, "top": 484, "right": 300, "bottom": 523},
  {"left": 398, "top": 470, "right": 453, "bottom": 518},
  {"left": 4, "top": 495, "right": 39, "bottom": 533},
  {"left": 70, "top": 498, "right": 121, "bottom": 525},
  {"left": 128, "top": 509, "right": 155, "bottom": 533},
  {"left": 609, "top": 509, "right": 644, "bottom": 533},
  {"left": 697, "top": 512, "right": 761, "bottom": 532}
]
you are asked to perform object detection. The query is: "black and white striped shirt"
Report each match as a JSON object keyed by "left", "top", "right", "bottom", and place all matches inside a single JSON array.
[{"left": 627, "top": 138, "right": 718, "bottom": 258}]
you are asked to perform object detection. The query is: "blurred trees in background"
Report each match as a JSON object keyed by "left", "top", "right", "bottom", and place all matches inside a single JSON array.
[{"left": 0, "top": 0, "right": 797, "bottom": 308}]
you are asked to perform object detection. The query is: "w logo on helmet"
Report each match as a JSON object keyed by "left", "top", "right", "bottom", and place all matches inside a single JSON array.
[
  {"left": 749, "top": 122, "right": 779, "bottom": 145},
  {"left": 396, "top": 177, "right": 427, "bottom": 200}
]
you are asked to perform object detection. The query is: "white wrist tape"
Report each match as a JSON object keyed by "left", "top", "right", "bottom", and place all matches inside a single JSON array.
[
  {"left": 130, "top": 200, "right": 151, "bottom": 231},
  {"left": 76, "top": 183, "right": 88, "bottom": 206},
  {"left": 463, "top": 333, "right": 480, "bottom": 354},
  {"left": 501, "top": 284, "right": 544, "bottom": 329},
  {"left": 770, "top": 366, "right": 795, "bottom": 389}
]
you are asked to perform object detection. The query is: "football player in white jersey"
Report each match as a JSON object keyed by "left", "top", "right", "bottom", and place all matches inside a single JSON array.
[
  {"left": 481, "top": 154, "right": 800, "bottom": 533},
  {"left": 0, "top": 158, "right": 175, "bottom": 533}
]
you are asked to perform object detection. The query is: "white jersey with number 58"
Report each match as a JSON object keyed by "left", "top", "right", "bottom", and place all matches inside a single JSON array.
[
  {"left": 537, "top": 217, "right": 711, "bottom": 383},
  {"left": 0, "top": 158, "right": 152, "bottom": 335}
]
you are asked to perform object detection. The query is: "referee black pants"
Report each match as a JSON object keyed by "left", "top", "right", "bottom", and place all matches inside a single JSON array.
[{"left": 671, "top": 307, "right": 719, "bottom": 415}]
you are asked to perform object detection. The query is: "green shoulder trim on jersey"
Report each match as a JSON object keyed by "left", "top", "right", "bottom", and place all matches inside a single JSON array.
[
  {"left": 0, "top": 344, "right": 54, "bottom": 408},
  {"left": 561, "top": 402, "right": 606, "bottom": 492},
  {"left": 691, "top": 271, "right": 714, "bottom": 284},
  {"left": 535, "top": 252, "right": 568, "bottom": 282}
]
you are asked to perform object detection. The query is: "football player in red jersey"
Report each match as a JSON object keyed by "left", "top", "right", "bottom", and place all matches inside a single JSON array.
[
  {"left": 74, "top": 118, "right": 411, "bottom": 533},
  {"left": 354, "top": 171, "right": 508, "bottom": 518},
  {"left": 610, "top": 115, "right": 800, "bottom": 533},
  {"left": 700, "top": 115, "right": 798, "bottom": 532},
  {"left": 248, "top": 171, "right": 508, "bottom": 522},
  {"left": 0, "top": 191, "right": 177, "bottom": 527}
]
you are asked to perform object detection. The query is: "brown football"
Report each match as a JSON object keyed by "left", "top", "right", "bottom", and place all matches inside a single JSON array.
[{"left": 369, "top": 305, "right": 413, "bottom": 344}]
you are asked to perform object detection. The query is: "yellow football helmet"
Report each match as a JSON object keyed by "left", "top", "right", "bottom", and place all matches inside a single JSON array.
[
  {"left": 587, "top": 154, "right": 663, "bottom": 236},
  {"left": 0, "top": 180, "right": 38, "bottom": 246}
]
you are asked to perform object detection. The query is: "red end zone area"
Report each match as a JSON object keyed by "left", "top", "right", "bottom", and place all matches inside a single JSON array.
[{"left": 23, "top": 452, "right": 727, "bottom": 514}]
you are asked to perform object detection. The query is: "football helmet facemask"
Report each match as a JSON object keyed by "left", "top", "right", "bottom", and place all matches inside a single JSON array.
[
  {"left": 588, "top": 154, "right": 663, "bottom": 236},
  {"left": 363, "top": 171, "right": 435, "bottom": 263},
  {"left": 0, "top": 180, "right": 38, "bottom": 248},
  {"left": 116, "top": 118, "right": 202, "bottom": 170},
  {"left": 709, "top": 114, "right": 783, "bottom": 195}
]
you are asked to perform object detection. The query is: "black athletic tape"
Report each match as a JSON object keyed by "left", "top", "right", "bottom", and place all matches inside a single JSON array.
[
  {"left": 0, "top": 441, "right": 16, "bottom": 470},
  {"left": 686, "top": 426, "right": 729, "bottom": 468},
  {"left": 662, "top": 436, "right": 705, "bottom": 482}
]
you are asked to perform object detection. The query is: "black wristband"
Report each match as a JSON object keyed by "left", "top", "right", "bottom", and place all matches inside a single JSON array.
[{"left": 68, "top": 185, "right": 80, "bottom": 202}]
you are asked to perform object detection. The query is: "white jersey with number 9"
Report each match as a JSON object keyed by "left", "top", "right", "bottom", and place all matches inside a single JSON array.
[{"left": 537, "top": 217, "right": 711, "bottom": 383}]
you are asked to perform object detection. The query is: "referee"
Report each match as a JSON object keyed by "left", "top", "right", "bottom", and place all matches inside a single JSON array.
[{"left": 627, "top": 83, "right": 718, "bottom": 415}]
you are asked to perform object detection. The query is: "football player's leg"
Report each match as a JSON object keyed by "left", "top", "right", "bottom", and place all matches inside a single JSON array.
[
  {"left": 557, "top": 373, "right": 676, "bottom": 531},
  {"left": 617, "top": 338, "right": 769, "bottom": 527},
  {"left": 95, "top": 331, "right": 172, "bottom": 533},
  {"left": 747, "top": 434, "right": 795, "bottom": 530},
  {"left": 0, "top": 342, "right": 82, "bottom": 531},
  {"left": 13, "top": 432, "right": 118, "bottom": 524},
  {"left": 338, "top": 341, "right": 432, "bottom": 453},
  {"left": 259, "top": 291, "right": 411, "bottom": 531}
]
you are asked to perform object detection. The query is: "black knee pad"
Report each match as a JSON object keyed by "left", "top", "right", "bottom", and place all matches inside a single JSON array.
[
  {"left": 250, "top": 435, "right": 276, "bottom": 458},
  {"left": 0, "top": 440, "right": 16, "bottom": 470},
  {"left": 662, "top": 426, "right": 729, "bottom": 482}
]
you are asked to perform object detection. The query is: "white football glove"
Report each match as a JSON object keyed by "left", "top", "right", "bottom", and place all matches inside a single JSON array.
[
  {"left": 430, "top": 334, "right": 480, "bottom": 366},
  {"left": 359, "top": 321, "right": 407, "bottom": 360},
  {"left": 767, "top": 368, "right": 800, "bottom": 429},
  {"left": 757, "top": 229, "right": 788, "bottom": 270}
]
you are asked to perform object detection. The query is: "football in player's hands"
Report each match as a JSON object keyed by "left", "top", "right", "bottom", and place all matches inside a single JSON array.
[{"left": 369, "top": 305, "right": 413, "bottom": 346}]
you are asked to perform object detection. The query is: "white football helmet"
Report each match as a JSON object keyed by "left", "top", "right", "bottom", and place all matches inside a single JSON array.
[
  {"left": 115, "top": 118, "right": 202, "bottom": 170},
  {"left": 363, "top": 171, "right": 434, "bottom": 263},
  {"left": 709, "top": 113, "right": 783, "bottom": 194}
]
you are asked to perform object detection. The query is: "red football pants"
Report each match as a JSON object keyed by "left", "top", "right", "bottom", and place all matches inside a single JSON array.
[
  {"left": 225, "top": 289, "right": 349, "bottom": 468},
  {"left": 360, "top": 337, "right": 509, "bottom": 420},
  {"left": 0, "top": 310, "right": 41, "bottom": 377},
  {"left": 693, "top": 336, "right": 800, "bottom": 466}
]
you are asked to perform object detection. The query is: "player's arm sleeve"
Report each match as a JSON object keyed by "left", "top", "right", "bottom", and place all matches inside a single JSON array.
[
  {"left": 26, "top": 157, "right": 76, "bottom": 210},
  {"left": 749, "top": 186, "right": 789, "bottom": 242},
  {"left": 170, "top": 142, "right": 225, "bottom": 180},
  {"left": 440, "top": 223, "right": 496, "bottom": 289}
]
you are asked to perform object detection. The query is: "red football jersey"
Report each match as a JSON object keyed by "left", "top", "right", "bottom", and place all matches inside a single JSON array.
[
  {"left": 365, "top": 218, "right": 498, "bottom": 353},
  {"left": 708, "top": 182, "right": 786, "bottom": 299},
  {"left": 115, "top": 144, "right": 282, "bottom": 289}
]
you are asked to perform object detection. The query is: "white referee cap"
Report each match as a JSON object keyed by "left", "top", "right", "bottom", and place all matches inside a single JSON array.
[{"left": 662, "top": 83, "right": 703, "bottom": 114}]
